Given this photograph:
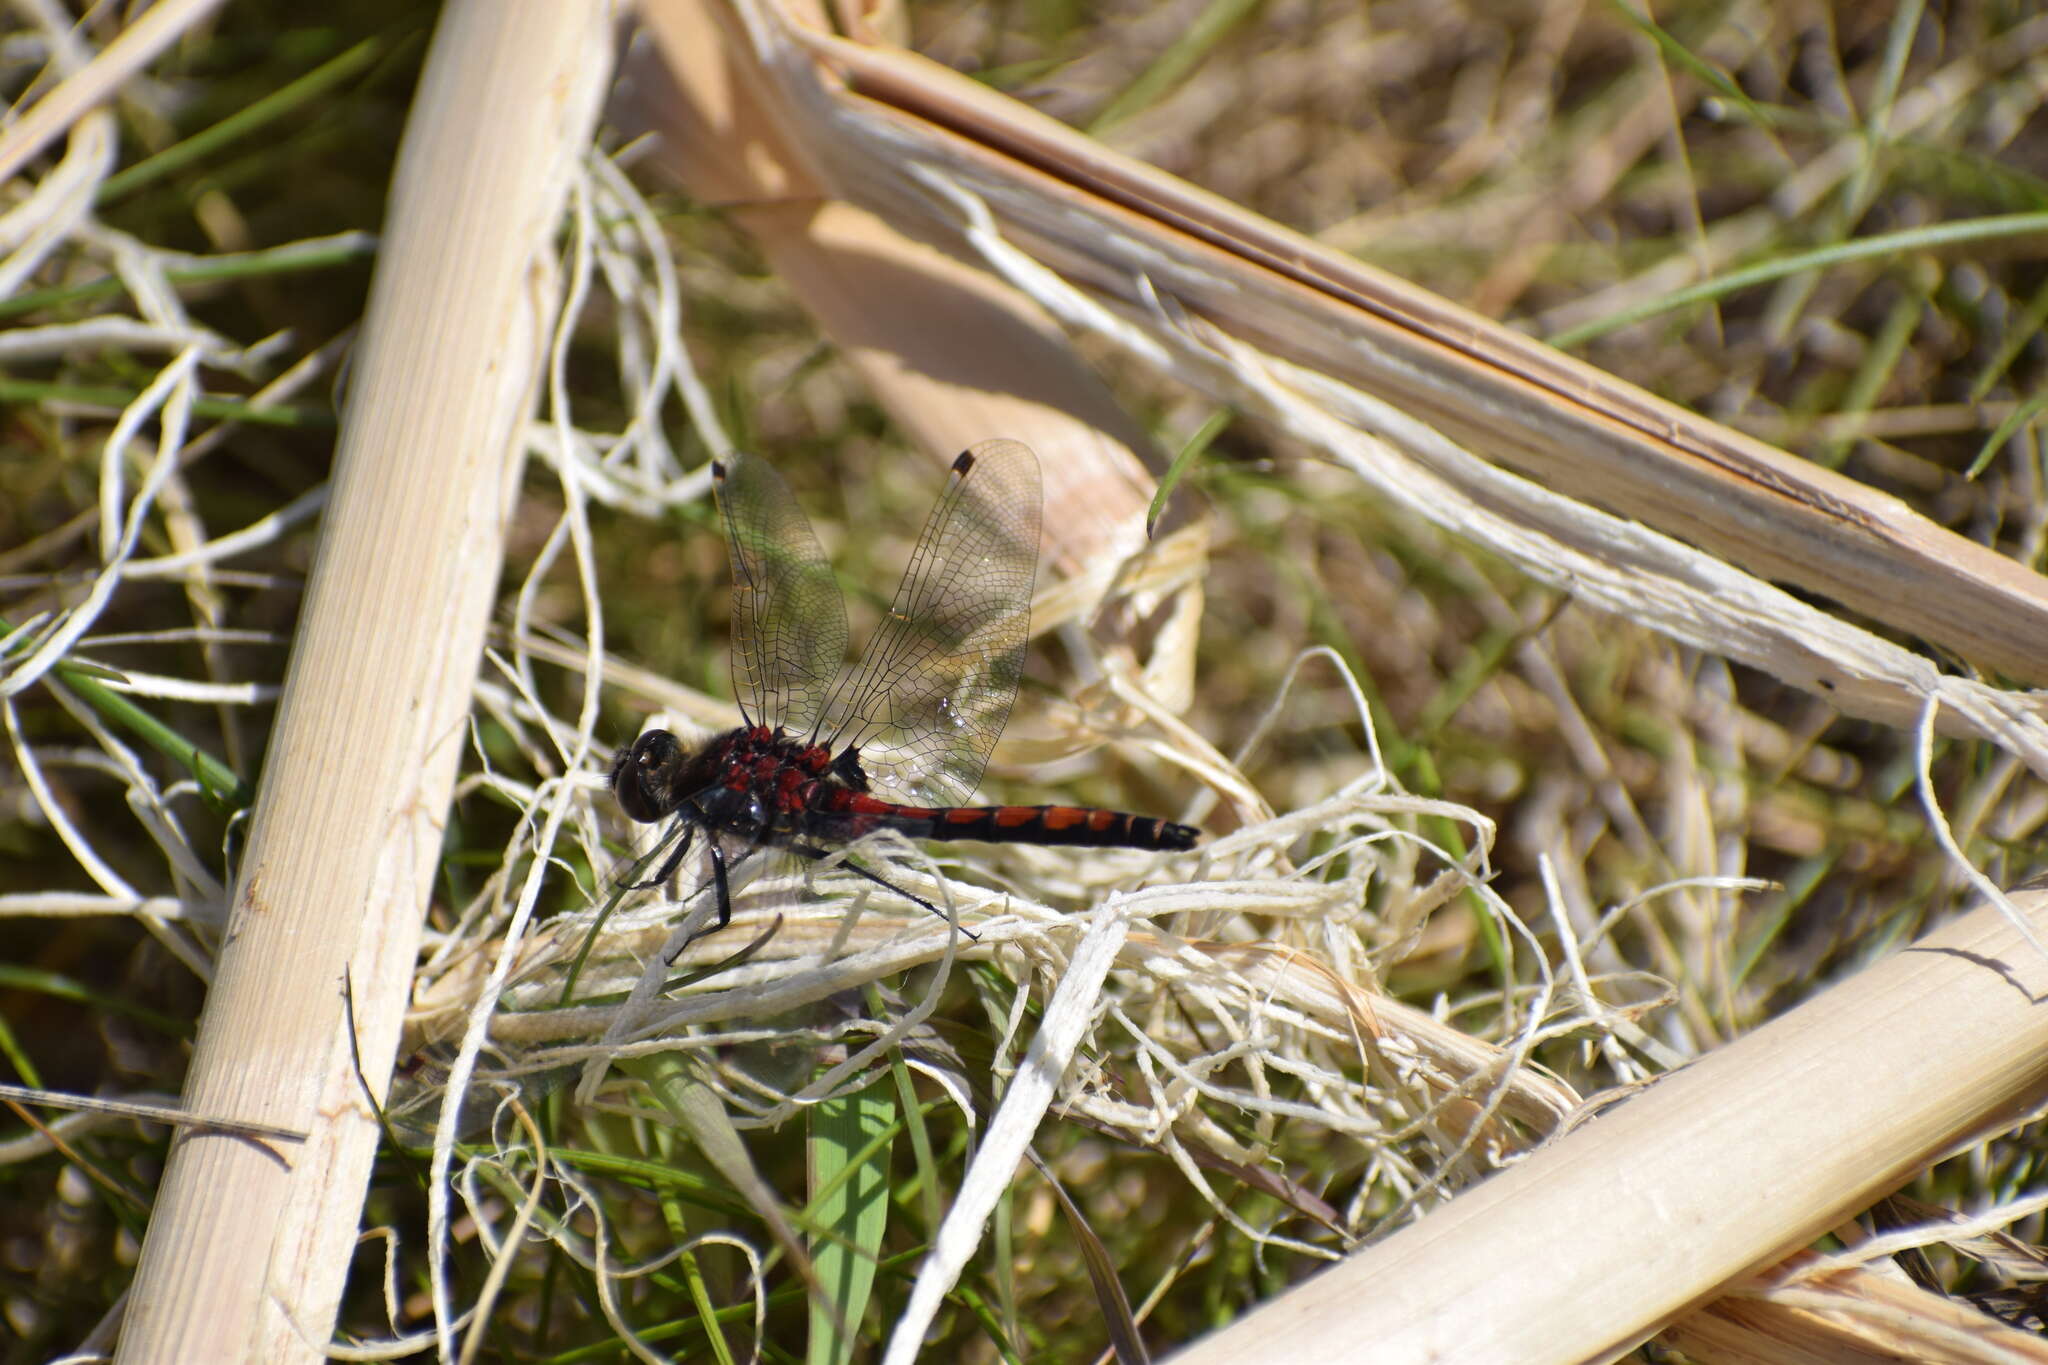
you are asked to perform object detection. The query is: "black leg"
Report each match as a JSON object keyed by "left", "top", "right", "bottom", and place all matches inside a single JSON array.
[
  {"left": 622, "top": 820, "right": 694, "bottom": 892},
  {"left": 790, "top": 843, "right": 978, "bottom": 940},
  {"left": 706, "top": 835, "right": 734, "bottom": 932}
]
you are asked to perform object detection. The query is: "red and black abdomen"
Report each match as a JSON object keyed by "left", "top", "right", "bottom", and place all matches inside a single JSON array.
[{"left": 816, "top": 794, "right": 1198, "bottom": 852}]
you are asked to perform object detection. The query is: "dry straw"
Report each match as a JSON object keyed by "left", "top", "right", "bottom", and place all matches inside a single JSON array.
[{"left": 7, "top": 1, "right": 2048, "bottom": 1361}]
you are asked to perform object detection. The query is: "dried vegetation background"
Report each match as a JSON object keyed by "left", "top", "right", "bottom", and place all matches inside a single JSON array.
[{"left": 6, "top": 0, "right": 2048, "bottom": 1361}]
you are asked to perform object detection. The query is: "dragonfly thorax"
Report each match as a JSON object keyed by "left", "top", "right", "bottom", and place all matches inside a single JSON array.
[{"left": 610, "top": 724, "right": 867, "bottom": 837}]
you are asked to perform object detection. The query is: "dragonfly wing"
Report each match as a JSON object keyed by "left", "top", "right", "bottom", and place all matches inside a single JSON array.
[
  {"left": 823, "top": 439, "right": 1041, "bottom": 806},
  {"left": 715, "top": 452, "right": 850, "bottom": 736}
]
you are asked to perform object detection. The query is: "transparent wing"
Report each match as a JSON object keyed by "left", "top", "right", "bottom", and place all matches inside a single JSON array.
[
  {"left": 821, "top": 439, "right": 1042, "bottom": 806},
  {"left": 715, "top": 452, "right": 849, "bottom": 735}
]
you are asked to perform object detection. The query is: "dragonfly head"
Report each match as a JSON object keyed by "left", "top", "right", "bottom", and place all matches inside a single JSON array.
[{"left": 609, "top": 729, "right": 690, "bottom": 824}]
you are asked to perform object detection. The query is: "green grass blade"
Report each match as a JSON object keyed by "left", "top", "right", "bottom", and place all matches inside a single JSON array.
[
  {"left": 97, "top": 34, "right": 396, "bottom": 204},
  {"left": 1088, "top": 0, "right": 1265, "bottom": 134},
  {"left": 0, "top": 232, "right": 376, "bottom": 323},
  {"left": 807, "top": 1080, "right": 895, "bottom": 1365},
  {"left": 0, "top": 380, "right": 329, "bottom": 429},
  {"left": 1966, "top": 395, "right": 2048, "bottom": 480},
  {"left": 1147, "top": 408, "right": 1229, "bottom": 538},
  {"left": 1550, "top": 212, "right": 2048, "bottom": 348},
  {"left": 2, "top": 617, "right": 253, "bottom": 813}
]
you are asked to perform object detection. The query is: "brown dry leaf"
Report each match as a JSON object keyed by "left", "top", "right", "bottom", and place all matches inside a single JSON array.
[{"left": 627, "top": 0, "right": 1167, "bottom": 577}]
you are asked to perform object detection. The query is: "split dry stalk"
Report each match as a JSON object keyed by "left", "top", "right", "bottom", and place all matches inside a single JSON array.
[{"left": 773, "top": 13, "right": 2048, "bottom": 688}]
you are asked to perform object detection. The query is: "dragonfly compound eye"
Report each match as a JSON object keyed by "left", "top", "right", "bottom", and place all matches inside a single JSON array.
[{"left": 610, "top": 730, "right": 685, "bottom": 824}]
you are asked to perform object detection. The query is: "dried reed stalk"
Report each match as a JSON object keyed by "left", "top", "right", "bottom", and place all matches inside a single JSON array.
[
  {"left": 115, "top": 4, "right": 612, "bottom": 1360},
  {"left": 1174, "top": 882, "right": 2048, "bottom": 1365}
]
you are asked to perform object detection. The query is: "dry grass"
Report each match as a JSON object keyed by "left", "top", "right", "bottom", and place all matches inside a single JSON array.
[{"left": 5, "top": 1, "right": 2048, "bottom": 1361}]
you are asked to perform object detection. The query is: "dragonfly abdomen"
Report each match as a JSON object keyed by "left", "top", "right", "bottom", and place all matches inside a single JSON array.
[{"left": 828, "top": 798, "right": 1198, "bottom": 851}]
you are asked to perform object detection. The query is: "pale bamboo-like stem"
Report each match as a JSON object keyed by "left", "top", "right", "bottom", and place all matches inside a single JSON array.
[
  {"left": 115, "top": 5, "right": 612, "bottom": 1361},
  {"left": 1173, "top": 882, "right": 2048, "bottom": 1365}
]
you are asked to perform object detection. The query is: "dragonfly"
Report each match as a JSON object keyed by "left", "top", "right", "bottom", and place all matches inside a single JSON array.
[{"left": 609, "top": 438, "right": 1198, "bottom": 936}]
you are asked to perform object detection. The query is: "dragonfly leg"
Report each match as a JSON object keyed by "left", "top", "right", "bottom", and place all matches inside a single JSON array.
[
  {"left": 791, "top": 843, "right": 979, "bottom": 941},
  {"left": 706, "top": 835, "right": 735, "bottom": 932},
  {"left": 621, "top": 821, "right": 695, "bottom": 891}
]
